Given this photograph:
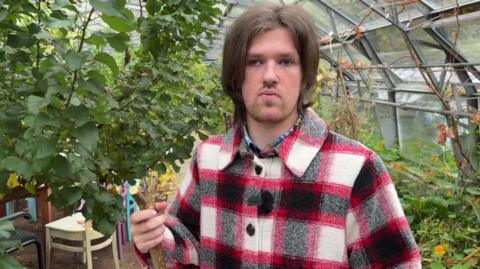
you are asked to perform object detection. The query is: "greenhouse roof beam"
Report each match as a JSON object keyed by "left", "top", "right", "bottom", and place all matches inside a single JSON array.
[
  {"left": 330, "top": 62, "right": 480, "bottom": 70},
  {"left": 402, "top": 31, "right": 442, "bottom": 91},
  {"left": 360, "top": 36, "right": 398, "bottom": 87},
  {"left": 424, "top": 27, "right": 480, "bottom": 81},
  {"left": 352, "top": 96, "right": 474, "bottom": 118},
  {"left": 357, "top": 0, "right": 406, "bottom": 31},
  {"left": 326, "top": 7, "right": 372, "bottom": 93},
  {"left": 359, "top": 36, "right": 399, "bottom": 145},
  {"left": 315, "top": 0, "right": 358, "bottom": 26},
  {"left": 454, "top": 66, "right": 479, "bottom": 111},
  {"left": 318, "top": 50, "right": 355, "bottom": 81}
]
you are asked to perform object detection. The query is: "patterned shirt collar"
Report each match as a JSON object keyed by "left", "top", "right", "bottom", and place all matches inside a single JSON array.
[
  {"left": 243, "top": 114, "right": 304, "bottom": 158},
  {"left": 218, "top": 108, "right": 329, "bottom": 178}
]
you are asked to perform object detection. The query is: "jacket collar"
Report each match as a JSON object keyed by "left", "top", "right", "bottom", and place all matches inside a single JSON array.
[{"left": 217, "top": 108, "right": 329, "bottom": 178}]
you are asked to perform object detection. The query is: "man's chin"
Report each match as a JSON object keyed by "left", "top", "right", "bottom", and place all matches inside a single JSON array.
[{"left": 249, "top": 111, "right": 285, "bottom": 124}]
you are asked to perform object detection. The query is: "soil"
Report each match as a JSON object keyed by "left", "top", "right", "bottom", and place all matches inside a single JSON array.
[{"left": 11, "top": 209, "right": 146, "bottom": 269}]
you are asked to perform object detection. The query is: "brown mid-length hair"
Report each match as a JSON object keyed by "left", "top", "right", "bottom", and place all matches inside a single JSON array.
[{"left": 222, "top": 3, "right": 319, "bottom": 125}]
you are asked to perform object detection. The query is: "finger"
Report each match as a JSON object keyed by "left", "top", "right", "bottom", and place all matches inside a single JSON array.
[
  {"left": 130, "top": 209, "right": 157, "bottom": 224},
  {"left": 133, "top": 224, "right": 166, "bottom": 248},
  {"left": 155, "top": 201, "right": 168, "bottom": 212},
  {"left": 132, "top": 214, "right": 167, "bottom": 235},
  {"left": 136, "top": 233, "right": 165, "bottom": 254}
]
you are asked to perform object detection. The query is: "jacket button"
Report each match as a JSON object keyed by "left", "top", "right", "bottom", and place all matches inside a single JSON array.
[
  {"left": 255, "top": 165, "right": 262, "bottom": 175},
  {"left": 246, "top": 223, "right": 255, "bottom": 236}
]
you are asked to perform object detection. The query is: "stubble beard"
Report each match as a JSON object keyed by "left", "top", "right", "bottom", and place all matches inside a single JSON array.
[{"left": 247, "top": 100, "right": 295, "bottom": 125}]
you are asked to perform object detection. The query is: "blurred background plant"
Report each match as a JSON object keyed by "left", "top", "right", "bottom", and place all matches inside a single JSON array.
[{"left": 0, "top": 1, "right": 225, "bottom": 266}]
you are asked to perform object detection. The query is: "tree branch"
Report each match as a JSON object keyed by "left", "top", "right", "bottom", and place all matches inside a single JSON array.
[{"left": 66, "top": 8, "right": 94, "bottom": 107}]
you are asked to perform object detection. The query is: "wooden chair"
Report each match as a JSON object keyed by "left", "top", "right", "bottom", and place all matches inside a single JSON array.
[{"left": 45, "top": 212, "right": 120, "bottom": 269}]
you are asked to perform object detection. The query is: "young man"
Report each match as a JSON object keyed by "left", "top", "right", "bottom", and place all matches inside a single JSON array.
[{"left": 131, "top": 4, "right": 421, "bottom": 268}]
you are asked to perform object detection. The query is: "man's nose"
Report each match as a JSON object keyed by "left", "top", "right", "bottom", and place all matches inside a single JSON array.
[{"left": 262, "top": 61, "right": 278, "bottom": 87}]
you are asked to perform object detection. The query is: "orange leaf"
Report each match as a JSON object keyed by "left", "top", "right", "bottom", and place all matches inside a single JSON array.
[
  {"left": 446, "top": 127, "right": 455, "bottom": 139},
  {"left": 392, "top": 163, "right": 405, "bottom": 172},
  {"left": 339, "top": 59, "right": 352, "bottom": 69},
  {"left": 354, "top": 25, "right": 364, "bottom": 40},
  {"left": 436, "top": 124, "right": 447, "bottom": 145},
  {"left": 472, "top": 112, "right": 480, "bottom": 125}
]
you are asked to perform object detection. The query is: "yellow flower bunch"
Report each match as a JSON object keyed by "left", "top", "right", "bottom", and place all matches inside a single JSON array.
[{"left": 433, "top": 244, "right": 447, "bottom": 255}]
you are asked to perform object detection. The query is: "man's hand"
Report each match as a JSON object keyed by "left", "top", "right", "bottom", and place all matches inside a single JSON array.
[{"left": 131, "top": 201, "right": 168, "bottom": 254}]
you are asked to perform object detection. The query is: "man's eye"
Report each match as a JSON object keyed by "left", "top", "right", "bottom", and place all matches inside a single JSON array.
[
  {"left": 279, "top": 59, "right": 293, "bottom": 66},
  {"left": 248, "top": 59, "right": 262, "bottom": 65}
]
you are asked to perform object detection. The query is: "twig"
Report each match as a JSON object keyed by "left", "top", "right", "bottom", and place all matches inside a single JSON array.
[
  {"left": 463, "top": 246, "right": 480, "bottom": 261},
  {"left": 130, "top": 176, "right": 167, "bottom": 269},
  {"left": 66, "top": 8, "right": 94, "bottom": 106}
]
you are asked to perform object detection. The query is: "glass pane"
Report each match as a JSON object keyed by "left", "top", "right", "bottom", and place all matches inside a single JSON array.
[
  {"left": 364, "top": 0, "right": 427, "bottom": 22},
  {"left": 299, "top": 1, "right": 352, "bottom": 34},
  {"left": 433, "top": 13, "right": 480, "bottom": 63},
  {"left": 390, "top": 68, "right": 424, "bottom": 82},
  {"left": 321, "top": 0, "right": 390, "bottom": 29},
  {"left": 396, "top": 92, "right": 446, "bottom": 161},
  {"left": 368, "top": 25, "right": 416, "bottom": 66},
  {"left": 321, "top": 43, "right": 384, "bottom": 80},
  {"left": 423, "top": 0, "right": 476, "bottom": 10},
  {"left": 375, "top": 104, "right": 397, "bottom": 147},
  {"left": 410, "top": 27, "right": 447, "bottom": 65}
]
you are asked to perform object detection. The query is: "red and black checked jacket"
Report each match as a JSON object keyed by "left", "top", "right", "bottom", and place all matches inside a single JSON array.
[{"left": 139, "top": 108, "right": 421, "bottom": 268}]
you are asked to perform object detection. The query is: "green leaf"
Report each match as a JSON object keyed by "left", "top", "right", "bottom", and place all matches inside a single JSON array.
[
  {"left": 55, "top": 0, "right": 72, "bottom": 8},
  {"left": 26, "top": 95, "right": 50, "bottom": 115},
  {"left": 35, "top": 139, "right": 57, "bottom": 159},
  {"left": 101, "top": 14, "right": 136, "bottom": 32},
  {"left": 62, "top": 186, "right": 82, "bottom": 206},
  {"left": 95, "top": 217, "right": 114, "bottom": 236},
  {"left": 0, "top": 220, "right": 16, "bottom": 240},
  {"left": 94, "top": 52, "right": 118, "bottom": 76},
  {"left": 65, "top": 50, "right": 84, "bottom": 71},
  {"left": 0, "top": 239, "right": 22, "bottom": 249},
  {"left": 0, "top": 156, "right": 22, "bottom": 171},
  {"left": 429, "top": 262, "right": 446, "bottom": 269},
  {"left": 451, "top": 264, "right": 470, "bottom": 269},
  {"left": 52, "top": 155, "right": 72, "bottom": 178},
  {"left": 0, "top": 254, "right": 23, "bottom": 269},
  {"left": 71, "top": 122, "right": 99, "bottom": 151},
  {"left": 85, "top": 32, "right": 107, "bottom": 47},
  {"left": 87, "top": 70, "right": 107, "bottom": 85},
  {"left": 0, "top": 8, "right": 8, "bottom": 21},
  {"left": 78, "top": 79, "right": 105, "bottom": 96},
  {"left": 146, "top": 0, "right": 161, "bottom": 15},
  {"left": 64, "top": 105, "right": 90, "bottom": 127},
  {"left": 6, "top": 34, "right": 36, "bottom": 48},
  {"left": 466, "top": 187, "right": 480, "bottom": 196},
  {"left": 89, "top": 0, "right": 124, "bottom": 17},
  {"left": 106, "top": 32, "right": 129, "bottom": 51},
  {"left": 11, "top": 50, "right": 30, "bottom": 63}
]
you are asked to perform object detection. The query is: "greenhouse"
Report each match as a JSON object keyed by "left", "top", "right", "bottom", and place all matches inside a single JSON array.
[{"left": 0, "top": 0, "right": 479, "bottom": 268}]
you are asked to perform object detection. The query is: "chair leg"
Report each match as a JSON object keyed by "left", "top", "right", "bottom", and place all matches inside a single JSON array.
[
  {"left": 85, "top": 240, "right": 93, "bottom": 269},
  {"left": 112, "top": 231, "right": 121, "bottom": 269},
  {"left": 45, "top": 228, "right": 51, "bottom": 269},
  {"left": 33, "top": 240, "right": 44, "bottom": 269},
  {"left": 116, "top": 223, "right": 124, "bottom": 259}
]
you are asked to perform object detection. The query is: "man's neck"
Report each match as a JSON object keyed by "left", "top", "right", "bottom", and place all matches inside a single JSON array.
[{"left": 245, "top": 114, "right": 298, "bottom": 149}]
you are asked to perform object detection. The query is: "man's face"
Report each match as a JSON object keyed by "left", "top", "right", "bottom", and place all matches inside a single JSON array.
[{"left": 242, "top": 27, "right": 302, "bottom": 126}]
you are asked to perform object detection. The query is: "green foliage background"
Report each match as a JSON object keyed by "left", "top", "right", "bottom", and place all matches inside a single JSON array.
[{"left": 0, "top": 0, "right": 227, "bottom": 255}]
